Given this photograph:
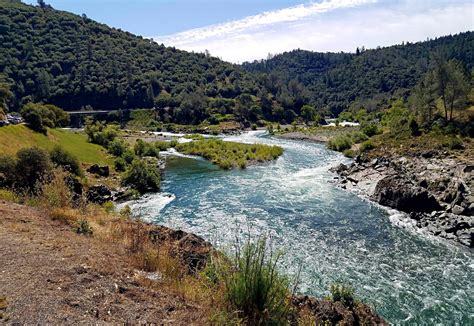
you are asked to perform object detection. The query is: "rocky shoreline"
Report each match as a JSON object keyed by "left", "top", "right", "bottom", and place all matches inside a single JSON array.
[{"left": 330, "top": 154, "right": 473, "bottom": 248}]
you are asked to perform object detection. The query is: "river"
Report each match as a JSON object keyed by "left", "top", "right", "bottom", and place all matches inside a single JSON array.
[{"left": 125, "top": 131, "right": 473, "bottom": 324}]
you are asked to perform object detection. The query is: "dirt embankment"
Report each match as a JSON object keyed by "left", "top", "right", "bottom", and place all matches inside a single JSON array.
[{"left": 0, "top": 201, "right": 207, "bottom": 324}]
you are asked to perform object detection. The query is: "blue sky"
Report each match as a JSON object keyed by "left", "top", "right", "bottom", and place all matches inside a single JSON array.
[
  {"left": 24, "top": 1, "right": 474, "bottom": 63},
  {"left": 24, "top": 0, "right": 305, "bottom": 35}
]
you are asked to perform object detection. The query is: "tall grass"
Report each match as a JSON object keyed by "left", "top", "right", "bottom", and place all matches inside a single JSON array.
[{"left": 207, "top": 236, "right": 295, "bottom": 325}]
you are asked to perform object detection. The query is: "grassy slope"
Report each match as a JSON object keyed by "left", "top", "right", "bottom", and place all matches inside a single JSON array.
[{"left": 0, "top": 125, "right": 112, "bottom": 166}]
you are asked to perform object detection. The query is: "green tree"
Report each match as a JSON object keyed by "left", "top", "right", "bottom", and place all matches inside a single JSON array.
[{"left": 16, "top": 147, "right": 53, "bottom": 191}]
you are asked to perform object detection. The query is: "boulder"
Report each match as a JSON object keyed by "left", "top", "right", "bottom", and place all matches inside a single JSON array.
[
  {"left": 148, "top": 225, "right": 212, "bottom": 273},
  {"left": 86, "top": 185, "right": 113, "bottom": 204},
  {"left": 373, "top": 175, "right": 441, "bottom": 213},
  {"left": 87, "top": 164, "right": 110, "bottom": 177}
]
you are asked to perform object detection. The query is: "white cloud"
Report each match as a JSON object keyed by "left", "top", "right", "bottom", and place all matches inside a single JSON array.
[{"left": 153, "top": 0, "right": 474, "bottom": 63}]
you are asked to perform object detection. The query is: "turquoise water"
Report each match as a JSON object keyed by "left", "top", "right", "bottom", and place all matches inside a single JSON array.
[{"left": 127, "top": 131, "right": 473, "bottom": 325}]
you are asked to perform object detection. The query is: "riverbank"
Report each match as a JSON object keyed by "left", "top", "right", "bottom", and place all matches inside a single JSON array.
[{"left": 0, "top": 200, "right": 387, "bottom": 324}]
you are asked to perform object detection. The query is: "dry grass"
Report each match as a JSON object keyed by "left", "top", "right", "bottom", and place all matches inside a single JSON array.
[{"left": 0, "top": 296, "right": 7, "bottom": 321}]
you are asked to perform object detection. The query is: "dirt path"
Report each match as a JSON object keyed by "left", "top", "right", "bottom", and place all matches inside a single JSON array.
[{"left": 0, "top": 201, "right": 205, "bottom": 324}]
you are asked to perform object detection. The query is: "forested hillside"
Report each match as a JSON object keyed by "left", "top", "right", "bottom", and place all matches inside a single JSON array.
[
  {"left": 242, "top": 32, "right": 474, "bottom": 115},
  {"left": 0, "top": 0, "right": 472, "bottom": 125},
  {"left": 0, "top": 0, "right": 279, "bottom": 124}
]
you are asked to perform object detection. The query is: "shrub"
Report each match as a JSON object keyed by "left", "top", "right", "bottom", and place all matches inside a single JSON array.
[
  {"left": 350, "top": 131, "right": 369, "bottom": 144},
  {"left": 154, "top": 140, "right": 172, "bottom": 151},
  {"left": 84, "top": 120, "right": 119, "bottom": 147},
  {"left": 122, "top": 150, "right": 136, "bottom": 164},
  {"left": 102, "top": 201, "right": 115, "bottom": 213},
  {"left": 108, "top": 139, "right": 127, "bottom": 157},
  {"left": 16, "top": 147, "right": 53, "bottom": 191},
  {"left": 360, "top": 140, "right": 375, "bottom": 152},
  {"left": 114, "top": 157, "right": 127, "bottom": 172},
  {"left": 330, "top": 283, "right": 355, "bottom": 308},
  {"left": 122, "top": 160, "right": 160, "bottom": 194},
  {"left": 36, "top": 168, "right": 73, "bottom": 210},
  {"left": 443, "top": 136, "right": 464, "bottom": 150},
  {"left": 327, "top": 135, "right": 353, "bottom": 152},
  {"left": 251, "top": 124, "right": 257, "bottom": 130},
  {"left": 76, "top": 220, "right": 93, "bottom": 236},
  {"left": 50, "top": 145, "right": 81, "bottom": 176},
  {"left": 211, "top": 237, "right": 293, "bottom": 324},
  {"left": 21, "top": 102, "right": 70, "bottom": 133},
  {"left": 343, "top": 149, "right": 356, "bottom": 158},
  {"left": 0, "top": 155, "right": 17, "bottom": 188},
  {"left": 0, "top": 189, "right": 19, "bottom": 203},
  {"left": 361, "top": 123, "right": 380, "bottom": 137},
  {"left": 409, "top": 119, "right": 420, "bottom": 136}
]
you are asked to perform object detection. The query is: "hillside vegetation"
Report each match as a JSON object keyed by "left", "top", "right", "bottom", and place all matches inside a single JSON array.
[
  {"left": 0, "top": 124, "right": 111, "bottom": 165},
  {"left": 242, "top": 32, "right": 474, "bottom": 116},
  {"left": 0, "top": 0, "right": 281, "bottom": 125},
  {"left": 1, "top": 0, "right": 473, "bottom": 126}
]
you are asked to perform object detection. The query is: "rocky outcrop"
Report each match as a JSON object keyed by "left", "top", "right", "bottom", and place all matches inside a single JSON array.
[
  {"left": 374, "top": 175, "right": 441, "bottom": 213},
  {"left": 148, "top": 225, "right": 212, "bottom": 273},
  {"left": 332, "top": 154, "right": 473, "bottom": 247},
  {"left": 291, "top": 295, "right": 388, "bottom": 325},
  {"left": 86, "top": 184, "right": 113, "bottom": 204},
  {"left": 87, "top": 164, "right": 110, "bottom": 177}
]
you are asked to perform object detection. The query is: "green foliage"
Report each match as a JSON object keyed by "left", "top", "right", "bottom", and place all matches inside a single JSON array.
[
  {"left": 175, "top": 139, "right": 283, "bottom": 169},
  {"left": 243, "top": 32, "right": 473, "bottom": 116},
  {"left": 360, "top": 140, "right": 375, "bottom": 152},
  {"left": 122, "top": 160, "right": 160, "bottom": 194},
  {"left": 0, "top": 1, "right": 284, "bottom": 124},
  {"left": 15, "top": 147, "right": 53, "bottom": 191},
  {"left": 442, "top": 136, "right": 464, "bottom": 150},
  {"left": 208, "top": 237, "right": 293, "bottom": 324},
  {"left": 330, "top": 283, "right": 355, "bottom": 308},
  {"left": 350, "top": 131, "right": 369, "bottom": 144},
  {"left": 0, "top": 155, "right": 16, "bottom": 188},
  {"left": 20, "top": 102, "right": 69, "bottom": 133},
  {"left": 84, "top": 120, "right": 118, "bottom": 147},
  {"left": 327, "top": 135, "right": 353, "bottom": 152},
  {"left": 49, "top": 145, "right": 81, "bottom": 176},
  {"left": 409, "top": 119, "right": 420, "bottom": 136},
  {"left": 361, "top": 123, "right": 380, "bottom": 137},
  {"left": 76, "top": 220, "right": 93, "bottom": 236},
  {"left": 114, "top": 157, "right": 127, "bottom": 172},
  {"left": 107, "top": 139, "right": 128, "bottom": 157}
]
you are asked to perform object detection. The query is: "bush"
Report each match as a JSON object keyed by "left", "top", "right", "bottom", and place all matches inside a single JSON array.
[
  {"left": 50, "top": 145, "right": 81, "bottom": 176},
  {"left": 76, "top": 220, "right": 93, "bottom": 236},
  {"left": 350, "top": 131, "right": 369, "bottom": 144},
  {"left": 114, "top": 157, "right": 127, "bottom": 172},
  {"left": 327, "top": 135, "right": 353, "bottom": 152},
  {"left": 108, "top": 139, "right": 127, "bottom": 157},
  {"left": 16, "top": 147, "right": 53, "bottom": 191},
  {"left": 443, "top": 136, "right": 464, "bottom": 150},
  {"left": 330, "top": 283, "right": 355, "bottom": 308},
  {"left": 409, "top": 119, "right": 420, "bottom": 136},
  {"left": 122, "top": 160, "right": 160, "bottom": 194},
  {"left": 36, "top": 168, "right": 73, "bottom": 210},
  {"left": 251, "top": 123, "right": 257, "bottom": 130},
  {"left": 0, "top": 155, "right": 17, "bottom": 188},
  {"left": 210, "top": 237, "right": 293, "bottom": 324},
  {"left": 21, "top": 102, "right": 70, "bottom": 133},
  {"left": 361, "top": 123, "right": 380, "bottom": 137},
  {"left": 84, "top": 120, "right": 119, "bottom": 147},
  {"left": 0, "top": 189, "right": 19, "bottom": 203},
  {"left": 122, "top": 150, "right": 136, "bottom": 164},
  {"left": 360, "top": 140, "right": 375, "bottom": 152}
]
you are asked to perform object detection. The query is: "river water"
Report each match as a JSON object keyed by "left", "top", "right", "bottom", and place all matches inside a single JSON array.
[{"left": 126, "top": 131, "right": 473, "bottom": 325}]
